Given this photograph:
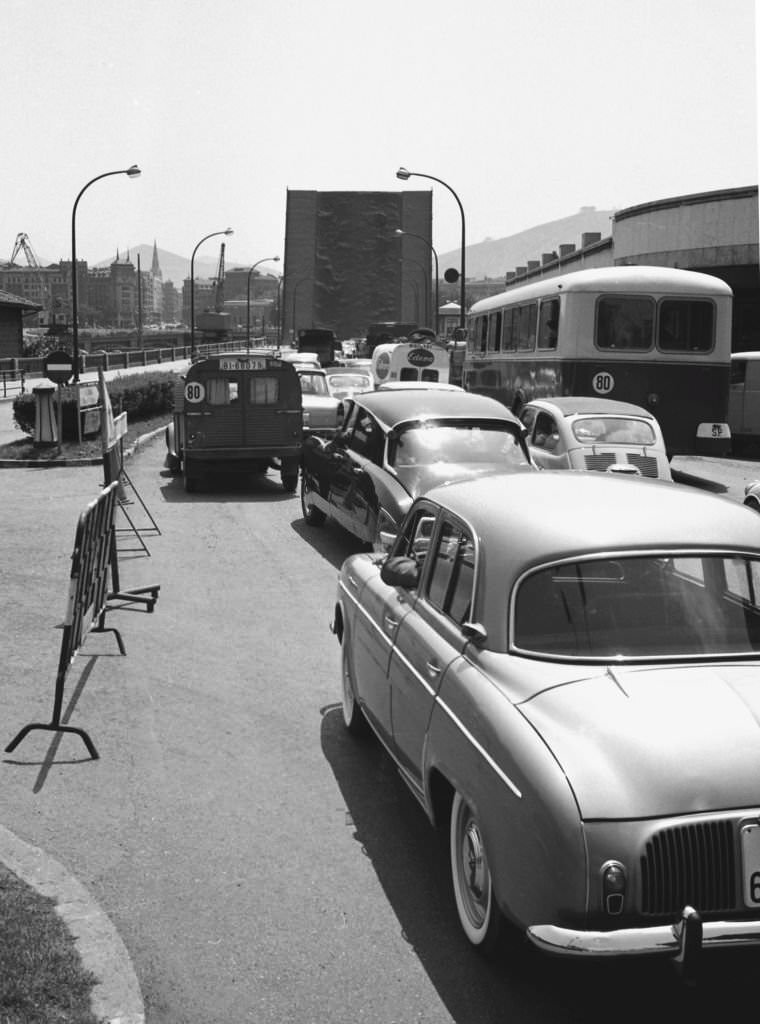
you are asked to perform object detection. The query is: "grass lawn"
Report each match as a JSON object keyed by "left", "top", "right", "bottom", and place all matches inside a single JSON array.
[
  {"left": 0, "top": 864, "right": 99, "bottom": 1024},
  {"left": 0, "top": 414, "right": 170, "bottom": 462}
]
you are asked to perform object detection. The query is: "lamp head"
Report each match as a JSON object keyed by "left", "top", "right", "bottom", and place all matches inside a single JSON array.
[
  {"left": 273, "top": 256, "right": 280, "bottom": 262},
  {"left": 394, "top": 229, "right": 405, "bottom": 236},
  {"left": 224, "top": 228, "right": 234, "bottom": 236},
  {"left": 396, "top": 167, "right": 411, "bottom": 181},
  {"left": 126, "top": 165, "right": 141, "bottom": 178}
]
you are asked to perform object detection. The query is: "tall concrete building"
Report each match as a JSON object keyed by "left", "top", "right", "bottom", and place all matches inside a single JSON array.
[{"left": 282, "top": 189, "right": 433, "bottom": 342}]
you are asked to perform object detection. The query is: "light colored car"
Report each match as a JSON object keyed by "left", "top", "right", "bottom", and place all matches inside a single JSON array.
[
  {"left": 301, "top": 389, "right": 534, "bottom": 548},
  {"left": 333, "top": 471, "right": 760, "bottom": 971},
  {"left": 296, "top": 367, "right": 344, "bottom": 438},
  {"left": 324, "top": 366, "right": 374, "bottom": 401},
  {"left": 520, "top": 397, "right": 671, "bottom": 480},
  {"left": 375, "top": 380, "right": 464, "bottom": 392}
]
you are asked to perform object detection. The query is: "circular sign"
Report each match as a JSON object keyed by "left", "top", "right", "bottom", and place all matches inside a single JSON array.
[
  {"left": 375, "top": 352, "right": 391, "bottom": 380},
  {"left": 184, "top": 380, "right": 206, "bottom": 403},
  {"left": 44, "top": 350, "right": 74, "bottom": 384},
  {"left": 591, "top": 370, "right": 615, "bottom": 395},
  {"left": 444, "top": 268, "right": 460, "bottom": 284},
  {"left": 408, "top": 347, "right": 435, "bottom": 367}
]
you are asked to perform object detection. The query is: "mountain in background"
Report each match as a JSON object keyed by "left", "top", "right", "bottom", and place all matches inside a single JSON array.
[
  {"left": 94, "top": 245, "right": 243, "bottom": 283},
  {"left": 439, "top": 207, "right": 616, "bottom": 280},
  {"left": 91, "top": 209, "right": 615, "bottom": 286}
]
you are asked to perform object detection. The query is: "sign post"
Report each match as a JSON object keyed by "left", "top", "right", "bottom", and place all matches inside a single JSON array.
[{"left": 44, "top": 350, "right": 74, "bottom": 444}]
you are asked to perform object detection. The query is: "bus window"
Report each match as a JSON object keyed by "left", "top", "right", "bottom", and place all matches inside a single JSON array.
[
  {"left": 487, "top": 311, "right": 502, "bottom": 352},
  {"left": 503, "top": 308, "right": 516, "bottom": 351},
  {"left": 473, "top": 315, "right": 487, "bottom": 353},
  {"left": 517, "top": 303, "right": 538, "bottom": 351},
  {"left": 596, "top": 296, "right": 654, "bottom": 350},
  {"left": 400, "top": 367, "right": 419, "bottom": 381},
  {"left": 538, "top": 298, "right": 560, "bottom": 349},
  {"left": 658, "top": 299, "right": 714, "bottom": 352},
  {"left": 421, "top": 368, "right": 440, "bottom": 381}
]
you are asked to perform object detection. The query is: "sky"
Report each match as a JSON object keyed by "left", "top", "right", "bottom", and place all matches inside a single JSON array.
[{"left": 1, "top": 0, "right": 757, "bottom": 271}]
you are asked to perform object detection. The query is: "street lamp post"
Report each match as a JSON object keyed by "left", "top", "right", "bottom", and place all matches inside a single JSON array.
[
  {"left": 399, "top": 256, "right": 430, "bottom": 325},
  {"left": 396, "top": 167, "right": 465, "bottom": 330},
  {"left": 189, "top": 228, "right": 233, "bottom": 360},
  {"left": 71, "top": 164, "right": 141, "bottom": 382},
  {"left": 246, "top": 256, "right": 280, "bottom": 351},
  {"left": 395, "top": 228, "right": 439, "bottom": 332}
]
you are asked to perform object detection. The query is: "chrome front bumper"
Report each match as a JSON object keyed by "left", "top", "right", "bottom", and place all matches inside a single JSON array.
[{"left": 528, "top": 906, "right": 760, "bottom": 961}]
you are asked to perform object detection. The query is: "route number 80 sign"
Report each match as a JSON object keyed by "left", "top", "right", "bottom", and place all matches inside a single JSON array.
[
  {"left": 591, "top": 371, "right": 615, "bottom": 395},
  {"left": 185, "top": 381, "right": 205, "bottom": 403}
]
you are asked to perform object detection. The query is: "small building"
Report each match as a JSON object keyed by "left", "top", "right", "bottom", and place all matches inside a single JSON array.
[{"left": 0, "top": 289, "right": 42, "bottom": 359}]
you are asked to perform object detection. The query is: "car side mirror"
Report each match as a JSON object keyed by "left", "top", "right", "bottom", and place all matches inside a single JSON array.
[{"left": 380, "top": 555, "right": 419, "bottom": 589}]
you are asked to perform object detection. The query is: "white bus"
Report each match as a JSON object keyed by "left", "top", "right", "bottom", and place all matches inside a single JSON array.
[
  {"left": 370, "top": 339, "right": 450, "bottom": 387},
  {"left": 463, "top": 265, "right": 733, "bottom": 456}
]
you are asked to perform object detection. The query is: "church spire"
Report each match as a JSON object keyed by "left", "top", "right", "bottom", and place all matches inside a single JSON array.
[{"left": 151, "top": 240, "right": 162, "bottom": 279}]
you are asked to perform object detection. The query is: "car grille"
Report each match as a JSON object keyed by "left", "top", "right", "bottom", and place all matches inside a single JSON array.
[
  {"left": 626, "top": 453, "right": 658, "bottom": 478},
  {"left": 640, "top": 820, "right": 736, "bottom": 915},
  {"left": 584, "top": 453, "right": 616, "bottom": 472}
]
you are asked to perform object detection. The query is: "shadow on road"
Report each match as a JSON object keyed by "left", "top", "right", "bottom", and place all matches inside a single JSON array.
[
  {"left": 157, "top": 467, "right": 298, "bottom": 503},
  {"left": 671, "top": 468, "right": 728, "bottom": 493},
  {"left": 320, "top": 703, "right": 760, "bottom": 1023}
]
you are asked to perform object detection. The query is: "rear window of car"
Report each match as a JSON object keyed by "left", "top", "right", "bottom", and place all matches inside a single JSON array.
[
  {"left": 513, "top": 554, "right": 760, "bottom": 660},
  {"left": 571, "top": 417, "right": 656, "bottom": 446},
  {"left": 391, "top": 420, "right": 528, "bottom": 468}
]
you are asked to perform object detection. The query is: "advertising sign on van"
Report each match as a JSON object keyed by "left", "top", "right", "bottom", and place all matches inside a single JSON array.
[{"left": 408, "top": 348, "right": 435, "bottom": 367}]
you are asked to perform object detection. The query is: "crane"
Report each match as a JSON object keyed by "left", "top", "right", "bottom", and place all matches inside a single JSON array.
[
  {"left": 213, "top": 241, "right": 226, "bottom": 312},
  {"left": 9, "top": 232, "right": 42, "bottom": 269}
]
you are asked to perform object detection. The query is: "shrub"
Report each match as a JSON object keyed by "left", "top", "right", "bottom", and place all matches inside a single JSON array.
[{"left": 12, "top": 371, "right": 178, "bottom": 440}]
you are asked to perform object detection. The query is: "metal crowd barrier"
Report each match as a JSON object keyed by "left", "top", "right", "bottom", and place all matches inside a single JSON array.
[{"left": 5, "top": 480, "right": 160, "bottom": 760}]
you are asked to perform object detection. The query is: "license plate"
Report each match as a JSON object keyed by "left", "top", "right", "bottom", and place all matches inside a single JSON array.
[
  {"left": 219, "top": 358, "right": 266, "bottom": 371},
  {"left": 740, "top": 821, "right": 760, "bottom": 906}
]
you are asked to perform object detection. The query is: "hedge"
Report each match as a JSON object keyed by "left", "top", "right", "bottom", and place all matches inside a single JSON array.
[{"left": 12, "top": 371, "right": 178, "bottom": 439}]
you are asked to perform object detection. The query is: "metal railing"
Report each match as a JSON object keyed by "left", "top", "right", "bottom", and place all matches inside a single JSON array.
[{"left": 0, "top": 335, "right": 280, "bottom": 399}]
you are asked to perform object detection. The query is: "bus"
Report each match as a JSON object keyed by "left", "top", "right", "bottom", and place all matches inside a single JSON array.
[
  {"left": 463, "top": 266, "right": 733, "bottom": 457},
  {"left": 297, "top": 328, "right": 339, "bottom": 367}
]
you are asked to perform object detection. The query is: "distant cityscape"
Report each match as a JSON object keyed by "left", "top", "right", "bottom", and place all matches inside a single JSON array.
[{"left": 0, "top": 238, "right": 281, "bottom": 336}]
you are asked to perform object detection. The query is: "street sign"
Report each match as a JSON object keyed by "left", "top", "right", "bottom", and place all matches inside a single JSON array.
[{"left": 44, "top": 350, "right": 74, "bottom": 384}]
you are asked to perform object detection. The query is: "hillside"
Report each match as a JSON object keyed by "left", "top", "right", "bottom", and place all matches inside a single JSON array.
[
  {"left": 94, "top": 245, "right": 223, "bottom": 283},
  {"left": 438, "top": 207, "right": 615, "bottom": 280}
]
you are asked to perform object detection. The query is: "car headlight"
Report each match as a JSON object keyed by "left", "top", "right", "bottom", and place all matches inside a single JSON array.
[{"left": 601, "top": 860, "right": 626, "bottom": 915}]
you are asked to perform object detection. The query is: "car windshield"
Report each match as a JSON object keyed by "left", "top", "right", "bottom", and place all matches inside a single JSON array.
[
  {"left": 298, "top": 373, "right": 329, "bottom": 396},
  {"left": 514, "top": 554, "right": 760, "bottom": 660},
  {"left": 391, "top": 420, "right": 527, "bottom": 468},
  {"left": 571, "top": 417, "right": 656, "bottom": 445}
]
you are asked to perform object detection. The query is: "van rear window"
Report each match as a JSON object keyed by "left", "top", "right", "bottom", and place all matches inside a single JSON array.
[{"left": 249, "top": 376, "right": 279, "bottom": 404}]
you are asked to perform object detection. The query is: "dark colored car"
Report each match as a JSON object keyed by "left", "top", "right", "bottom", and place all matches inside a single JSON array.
[{"left": 300, "top": 389, "right": 534, "bottom": 548}]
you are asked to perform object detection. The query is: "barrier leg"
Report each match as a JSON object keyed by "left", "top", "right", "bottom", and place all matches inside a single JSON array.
[{"left": 5, "top": 722, "right": 99, "bottom": 760}]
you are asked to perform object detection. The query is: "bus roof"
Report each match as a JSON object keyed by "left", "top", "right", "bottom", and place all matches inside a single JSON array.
[{"left": 469, "top": 265, "right": 733, "bottom": 315}]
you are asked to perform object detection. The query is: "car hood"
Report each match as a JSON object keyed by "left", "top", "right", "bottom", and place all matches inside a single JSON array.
[
  {"left": 518, "top": 662, "right": 760, "bottom": 819},
  {"left": 394, "top": 461, "right": 533, "bottom": 499}
]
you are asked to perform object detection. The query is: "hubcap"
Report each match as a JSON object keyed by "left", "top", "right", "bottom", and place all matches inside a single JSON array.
[{"left": 459, "top": 813, "right": 489, "bottom": 927}]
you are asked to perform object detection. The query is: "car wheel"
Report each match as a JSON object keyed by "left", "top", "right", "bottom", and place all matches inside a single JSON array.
[
  {"left": 450, "top": 792, "right": 501, "bottom": 950},
  {"left": 341, "top": 642, "right": 367, "bottom": 735},
  {"left": 301, "top": 476, "right": 326, "bottom": 525}
]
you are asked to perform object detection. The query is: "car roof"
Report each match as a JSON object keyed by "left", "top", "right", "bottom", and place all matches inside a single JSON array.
[
  {"left": 354, "top": 389, "right": 521, "bottom": 430},
  {"left": 422, "top": 472, "right": 760, "bottom": 577},
  {"left": 524, "top": 396, "right": 656, "bottom": 419}
]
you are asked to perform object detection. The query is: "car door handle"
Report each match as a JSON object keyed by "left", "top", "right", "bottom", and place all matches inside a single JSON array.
[
  {"left": 351, "top": 466, "right": 363, "bottom": 477},
  {"left": 383, "top": 613, "right": 399, "bottom": 630},
  {"left": 425, "top": 660, "right": 442, "bottom": 678}
]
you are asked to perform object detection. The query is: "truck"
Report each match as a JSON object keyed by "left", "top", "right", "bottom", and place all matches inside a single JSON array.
[{"left": 297, "top": 328, "right": 339, "bottom": 367}]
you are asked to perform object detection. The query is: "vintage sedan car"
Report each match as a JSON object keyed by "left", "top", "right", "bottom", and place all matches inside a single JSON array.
[
  {"left": 301, "top": 389, "right": 534, "bottom": 547},
  {"left": 324, "top": 365, "right": 374, "bottom": 401},
  {"left": 520, "top": 396, "right": 671, "bottom": 480},
  {"left": 332, "top": 471, "right": 760, "bottom": 970},
  {"left": 296, "top": 367, "right": 344, "bottom": 438}
]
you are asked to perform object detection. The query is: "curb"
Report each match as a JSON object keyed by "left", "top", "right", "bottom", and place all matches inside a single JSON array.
[
  {"left": 0, "top": 424, "right": 166, "bottom": 469},
  {"left": 0, "top": 825, "right": 145, "bottom": 1024}
]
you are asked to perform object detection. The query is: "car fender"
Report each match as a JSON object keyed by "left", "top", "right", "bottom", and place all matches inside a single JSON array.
[{"left": 424, "top": 656, "right": 587, "bottom": 930}]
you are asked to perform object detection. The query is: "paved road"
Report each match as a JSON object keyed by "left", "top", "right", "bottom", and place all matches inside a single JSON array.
[{"left": 3, "top": 439, "right": 760, "bottom": 1023}]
